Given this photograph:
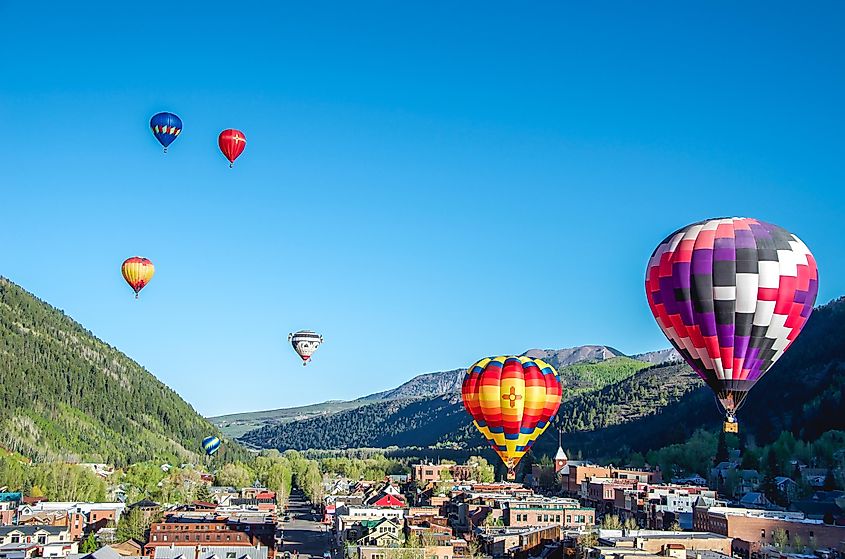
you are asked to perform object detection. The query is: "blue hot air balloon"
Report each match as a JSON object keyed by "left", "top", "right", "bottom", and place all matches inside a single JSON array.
[
  {"left": 202, "top": 436, "right": 221, "bottom": 456},
  {"left": 150, "top": 112, "right": 183, "bottom": 152}
]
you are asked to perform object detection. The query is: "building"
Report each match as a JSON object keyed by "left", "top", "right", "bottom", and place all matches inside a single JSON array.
[
  {"left": 357, "top": 545, "right": 457, "bottom": 559},
  {"left": 152, "top": 546, "right": 267, "bottom": 559},
  {"left": 412, "top": 465, "right": 475, "bottom": 485},
  {"left": 504, "top": 499, "right": 595, "bottom": 530},
  {"left": 0, "top": 525, "right": 78, "bottom": 558},
  {"left": 16, "top": 502, "right": 125, "bottom": 535},
  {"left": 693, "top": 505, "right": 845, "bottom": 553},
  {"left": 561, "top": 466, "right": 661, "bottom": 498},
  {"left": 128, "top": 500, "right": 161, "bottom": 523},
  {"left": 476, "top": 526, "right": 561, "bottom": 558},
  {"left": 0, "top": 494, "right": 22, "bottom": 526},
  {"left": 145, "top": 513, "right": 277, "bottom": 558},
  {"left": 355, "top": 518, "right": 401, "bottom": 547},
  {"left": 593, "top": 532, "right": 732, "bottom": 556}
]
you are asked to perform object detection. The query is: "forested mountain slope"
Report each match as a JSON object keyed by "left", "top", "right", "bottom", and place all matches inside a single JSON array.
[{"left": 0, "top": 277, "right": 241, "bottom": 465}]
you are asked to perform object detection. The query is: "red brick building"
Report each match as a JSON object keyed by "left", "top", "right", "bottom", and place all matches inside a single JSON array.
[
  {"left": 145, "top": 515, "right": 277, "bottom": 558},
  {"left": 694, "top": 505, "right": 845, "bottom": 553}
]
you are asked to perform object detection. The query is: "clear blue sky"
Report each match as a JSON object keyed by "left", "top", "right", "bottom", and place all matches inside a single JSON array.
[{"left": 1, "top": 2, "right": 843, "bottom": 416}]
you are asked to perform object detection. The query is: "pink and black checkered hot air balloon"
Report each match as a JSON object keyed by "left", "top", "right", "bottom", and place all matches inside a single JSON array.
[{"left": 645, "top": 217, "right": 818, "bottom": 432}]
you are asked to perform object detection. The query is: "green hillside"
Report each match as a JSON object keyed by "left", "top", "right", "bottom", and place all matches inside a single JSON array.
[{"left": 0, "top": 277, "right": 244, "bottom": 465}]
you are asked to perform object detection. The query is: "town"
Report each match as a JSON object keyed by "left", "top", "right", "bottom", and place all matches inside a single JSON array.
[{"left": 0, "top": 445, "right": 841, "bottom": 559}]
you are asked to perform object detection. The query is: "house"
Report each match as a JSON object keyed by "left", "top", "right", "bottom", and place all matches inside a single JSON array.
[
  {"left": 0, "top": 525, "right": 78, "bottom": 558},
  {"left": 110, "top": 540, "right": 144, "bottom": 557},
  {"left": 365, "top": 493, "right": 405, "bottom": 508},
  {"left": 738, "top": 492, "right": 770, "bottom": 509},
  {"left": 774, "top": 477, "right": 799, "bottom": 502},
  {"left": 355, "top": 518, "right": 401, "bottom": 547},
  {"left": 68, "top": 545, "right": 143, "bottom": 559},
  {"left": 801, "top": 469, "right": 829, "bottom": 488}
]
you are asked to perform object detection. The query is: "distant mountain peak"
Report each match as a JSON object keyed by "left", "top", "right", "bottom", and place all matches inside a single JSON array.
[{"left": 522, "top": 345, "right": 625, "bottom": 369}]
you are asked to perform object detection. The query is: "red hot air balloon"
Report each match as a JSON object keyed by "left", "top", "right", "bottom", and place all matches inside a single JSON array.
[{"left": 218, "top": 129, "right": 246, "bottom": 167}]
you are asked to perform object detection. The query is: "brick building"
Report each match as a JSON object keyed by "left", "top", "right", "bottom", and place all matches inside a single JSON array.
[
  {"left": 145, "top": 514, "right": 277, "bottom": 558},
  {"left": 693, "top": 505, "right": 845, "bottom": 553}
]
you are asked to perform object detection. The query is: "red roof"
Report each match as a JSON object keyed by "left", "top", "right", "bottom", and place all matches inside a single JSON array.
[
  {"left": 255, "top": 492, "right": 275, "bottom": 500},
  {"left": 372, "top": 494, "right": 405, "bottom": 507}
]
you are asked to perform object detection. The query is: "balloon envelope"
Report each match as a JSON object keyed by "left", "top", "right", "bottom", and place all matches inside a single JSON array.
[
  {"left": 121, "top": 257, "right": 155, "bottom": 298},
  {"left": 645, "top": 217, "right": 818, "bottom": 419},
  {"left": 218, "top": 129, "right": 246, "bottom": 166},
  {"left": 288, "top": 331, "right": 323, "bottom": 365},
  {"left": 202, "top": 436, "right": 221, "bottom": 455},
  {"left": 150, "top": 112, "right": 182, "bottom": 151},
  {"left": 462, "top": 356, "right": 562, "bottom": 479}
]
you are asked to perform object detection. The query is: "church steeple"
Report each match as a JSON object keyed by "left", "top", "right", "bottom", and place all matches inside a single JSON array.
[{"left": 554, "top": 427, "right": 568, "bottom": 473}]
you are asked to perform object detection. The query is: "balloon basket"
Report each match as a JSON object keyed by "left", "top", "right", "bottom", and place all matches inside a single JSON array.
[
  {"left": 506, "top": 468, "right": 516, "bottom": 481},
  {"left": 229, "top": 163, "right": 234, "bottom": 168},
  {"left": 723, "top": 421, "right": 738, "bottom": 433}
]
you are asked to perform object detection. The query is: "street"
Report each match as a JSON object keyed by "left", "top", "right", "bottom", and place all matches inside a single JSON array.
[{"left": 280, "top": 489, "right": 331, "bottom": 559}]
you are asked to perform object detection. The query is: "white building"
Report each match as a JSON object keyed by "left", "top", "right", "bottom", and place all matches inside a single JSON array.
[{"left": 0, "top": 526, "right": 78, "bottom": 559}]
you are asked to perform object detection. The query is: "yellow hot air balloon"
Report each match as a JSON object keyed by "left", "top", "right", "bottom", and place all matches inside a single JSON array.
[
  {"left": 121, "top": 257, "right": 155, "bottom": 299},
  {"left": 462, "top": 356, "right": 563, "bottom": 479}
]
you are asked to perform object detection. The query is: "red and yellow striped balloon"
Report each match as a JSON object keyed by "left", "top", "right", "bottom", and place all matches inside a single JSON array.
[
  {"left": 462, "top": 356, "right": 562, "bottom": 479},
  {"left": 121, "top": 257, "right": 155, "bottom": 299}
]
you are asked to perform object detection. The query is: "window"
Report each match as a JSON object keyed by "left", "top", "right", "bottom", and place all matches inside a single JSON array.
[
  {"left": 226, "top": 554, "right": 236, "bottom": 559},
  {"left": 761, "top": 530, "right": 765, "bottom": 539},
  {"left": 163, "top": 536, "right": 168, "bottom": 541},
  {"left": 11, "top": 535, "right": 20, "bottom": 544},
  {"left": 153, "top": 536, "right": 158, "bottom": 542},
  {"left": 38, "top": 536, "right": 46, "bottom": 544}
]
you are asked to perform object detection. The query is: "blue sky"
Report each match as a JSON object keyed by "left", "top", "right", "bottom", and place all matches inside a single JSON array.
[{"left": 1, "top": 2, "right": 843, "bottom": 416}]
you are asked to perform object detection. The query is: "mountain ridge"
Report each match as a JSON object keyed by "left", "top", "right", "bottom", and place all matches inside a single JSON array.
[
  {"left": 209, "top": 345, "right": 652, "bottom": 438},
  {"left": 237, "top": 297, "right": 845, "bottom": 463}
]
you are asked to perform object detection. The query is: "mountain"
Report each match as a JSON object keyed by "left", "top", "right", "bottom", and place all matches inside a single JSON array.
[
  {"left": 523, "top": 345, "right": 624, "bottom": 368},
  {"left": 211, "top": 345, "right": 640, "bottom": 440},
  {"left": 359, "top": 369, "right": 465, "bottom": 401},
  {"left": 240, "top": 298, "right": 845, "bottom": 462},
  {"left": 0, "top": 277, "right": 241, "bottom": 466},
  {"left": 631, "top": 348, "right": 682, "bottom": 365},
  {"left": 238, "top": 354, "right": 652, "bottom": 451}
]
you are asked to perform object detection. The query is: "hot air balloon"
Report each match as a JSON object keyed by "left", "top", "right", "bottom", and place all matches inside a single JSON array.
[
  {"left": 121, "top": 257, "right": 155, "bottom": 299},
  {"left": 202, "top": 436, "right": 221, "bottom": 456},
  {"left": 462, "top": 356, "right": 562, "bottom": 480},
  {"left": 646, "top": 217, "right": 818, "bottom": 432},
  {"left": 218, "top": 129, "right": 246, "bottom": 167},
  {"left": 288, "top": 330, "right": 324, "bottom": 365},
  {"left": 150, "top": 112, "right": 183, "bottom": 152}
]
